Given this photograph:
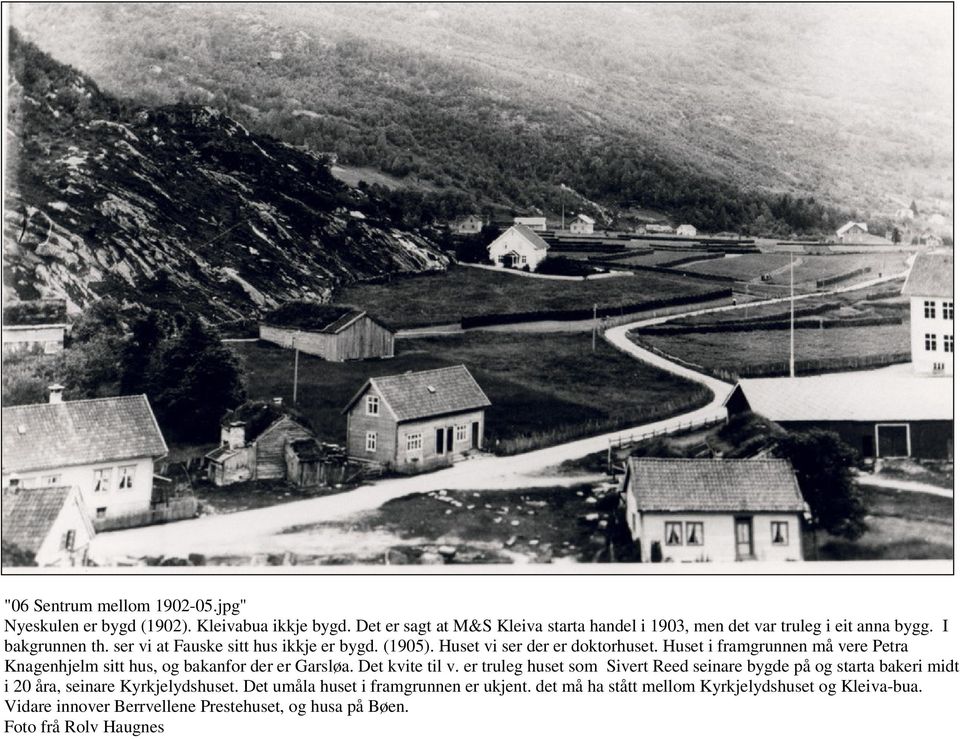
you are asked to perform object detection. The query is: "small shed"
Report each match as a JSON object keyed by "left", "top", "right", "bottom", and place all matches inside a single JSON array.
[
  {"left": 836, "top": 221, "right": 869, "bottom": 243},
  {"left": 259, "top": 303, "right": 394, "bottom": 362}
]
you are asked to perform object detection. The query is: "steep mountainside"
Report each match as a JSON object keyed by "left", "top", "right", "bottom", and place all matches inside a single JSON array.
[
  {"left": 3, "top": 31, "right": 446, "bottom": 321},
  {"left": 9, "top": 4, "right": 953, "bottom": 233}
]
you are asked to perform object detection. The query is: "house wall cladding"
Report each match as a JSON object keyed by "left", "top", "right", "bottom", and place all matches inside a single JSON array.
[
  {"left": 260, "top": 318, "right": 394, "bottom": 361},
  {"left": 346, "top": 390, "right": 400, "bottom": 466},
  {"left": 395, "top": 410, "right": 485, "bottom": 469},
  {"left": 779, "top": 420, "right": 953, "bottom": 459}
]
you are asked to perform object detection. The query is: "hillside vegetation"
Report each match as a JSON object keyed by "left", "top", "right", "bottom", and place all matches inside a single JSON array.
[
  {"left": 10, "top": 4, "right": 952, "bottom": 235},
  {"left": 3, "top": 30, "right": 447, "bottom": 320}
]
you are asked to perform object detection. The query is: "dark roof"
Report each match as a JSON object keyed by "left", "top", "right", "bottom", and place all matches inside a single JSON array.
[
  {"left": 261, "top": 302, "right": 385, "bottom": 333},
  {"left": 1, "top": 486, "right": 77, "bottom": 557},
  {"left": 2, "top": 299, "right": 68, "bottom": 326},
  {"left": 2, "top": 395, "right": 168, "bottom": 474},
  {"left": 345, "top": 365, "right": 491, "bottom": 422},
  {"left": 902, "top": 253, "right": 953, "bottom": 298},
  {"left": 288, "top": 437, "right": 322, "bottom": 462},
  {"left": 624, "top": 458, "right": 805, "bottom": 513},
  {"left": 220, "top": 401, "right": 312, "bottom": 440}
]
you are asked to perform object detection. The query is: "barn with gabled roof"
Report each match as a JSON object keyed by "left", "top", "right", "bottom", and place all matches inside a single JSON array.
[{"left": 259, "top": 302, "right": 395, "bottom": 361}]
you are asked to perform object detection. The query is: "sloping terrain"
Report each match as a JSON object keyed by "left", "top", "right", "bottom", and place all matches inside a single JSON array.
[
  {"left": 9, "top": 4, "right": 953, "bottom": 231},
  {"left": 3, "top": 31, "right": 447, "bottom": 321}
]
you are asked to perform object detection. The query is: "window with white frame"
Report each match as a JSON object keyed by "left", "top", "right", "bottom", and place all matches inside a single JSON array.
[
  {"left": 665, "top": 522, "right": 683, "bottom": 546},
  {"left": 93, "top": 468, "right": 112, "bottom": 493},
  {"left": 945, "top": 335, "right": 954, "bottom": 353},
  {"left": 62, "top": 529, "right": 76, "bottom": 551},
  {"left": 685, "top": 522, "right": 704, "bottom": 546},
  {"left": 924, "top": 300, "right": 936, "bottom": 318},
  {"left": 406, "top": 433, "right": 423, "bottom": 452},
  {"left": 366, "top": 395, "right": 379, "bottom": 416},
  {"left": 118, "top": 466, "right": 135, "bottom": 490},
  {"left": 365, "top": 431, "right": 377, "bottom": 452},
  {"left": 96, "top": 507, "right": 107, "bottom": 520},
  {"left": 925, "top": 333, "right": 937, "bottom": 351},
  {"left": 771, "top": 521, "right": 789, "bottom": 545},
  {"left": 944, "top": 301, "right": 954, "bottom": 320},
  {"left": 455, "top": 424, "right": 468, "bottom": 442},
  {"left": 42, "top": 474, "right": 61, "bottom": 485}
]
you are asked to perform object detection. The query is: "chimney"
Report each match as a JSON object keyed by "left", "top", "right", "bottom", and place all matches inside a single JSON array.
[
  {"left": 225, "top": 421, "right": 246, "bottom": 450},
  {"left": 48, "top": 383, "right": 65, "bottom": 404}
]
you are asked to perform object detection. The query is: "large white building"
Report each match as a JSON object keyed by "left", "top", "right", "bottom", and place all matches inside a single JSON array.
[
  {"left": 2, "top": 389, "right": 168, "bottom": 528},
  {"left": 902, "top": 252, "right": 953, "bottom": 375},
  {"left": 487, "top": 224, "right": 550, "bottom": 271}
]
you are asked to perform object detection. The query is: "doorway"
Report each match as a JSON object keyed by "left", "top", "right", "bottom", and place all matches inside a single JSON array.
[
  {"left": 876, "top": 424, "right": 910, "bottom": 458},
  {"left": 735, "top": 517, "right": 754, "bottom": 560},
  {"left": 471, "top": 422, "right": 480, "bottom": 449}
]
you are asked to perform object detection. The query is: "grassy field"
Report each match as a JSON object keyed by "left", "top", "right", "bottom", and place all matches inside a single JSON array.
[
  {"left": 229, "top": 331, "right": 709, "bottom": 454},
  {"left": 334, "top": 264, "right": 720, "bottom": 328},
  {"left": 608, "top": 250, "right": 715, "bottom": 267},
  {"left": 807, "top": 487, "right": 953, "bottom": 560},
  {"left": 685, "top": 252, "right": 909, "bottom": 284},
  {"left": 638, "top": 323, "right": 910, "bottom": 375}
]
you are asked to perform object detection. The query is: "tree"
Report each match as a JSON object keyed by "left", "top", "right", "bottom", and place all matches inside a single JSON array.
[
  {"left": 776, "top": 429, "right": 866, "bottom": 539},
  {"left": 892, "top": 226, "right": 901, "bottom": 244},
  {"left": 910, "top": 200, "right": 919, "bottom": 217}
]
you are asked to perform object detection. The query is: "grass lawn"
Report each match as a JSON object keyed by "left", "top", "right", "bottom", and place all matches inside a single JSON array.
[
  {"left": 334, "top": 264, "right": 720, "bottom": 328},
  {"left": 806, "top": 487, "right": 953, "bottom": 560},
  {"left": 278, "top": 483, "right": 627, "bottom": 565},
  {"left": 229, "top": 331, "right": 710, "bottom": 454},
  {"left": 637, "top": 323, "right": 910, "bottom": 376},
  {"left": 684, "top": 252, "right": 908, "bottom": 284},
  {"left": 684, "top": 253, "right": 794, "bottom": 280},
  {"left": 608, "top": 250, "right": 715, "bottom": 267}
]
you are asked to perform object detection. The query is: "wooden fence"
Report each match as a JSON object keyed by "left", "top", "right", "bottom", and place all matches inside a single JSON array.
[{"left": 95, "top": 497, "right": 199, "bottom": 532}]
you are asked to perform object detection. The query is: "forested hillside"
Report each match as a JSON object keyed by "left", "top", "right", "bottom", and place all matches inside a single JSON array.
[
  {"left": 3, "top": 31, "right": 446, "bottom": 320},
  {"left": 11, "top": 4, "right": 952, "bottom": 235}
]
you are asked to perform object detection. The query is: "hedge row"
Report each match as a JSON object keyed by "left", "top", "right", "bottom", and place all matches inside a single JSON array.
[
  {"left": 460, "top": 288, "right": 734, "bottom": 328},
  {"left": 635, "top": 315, "right": 902, "bottom": 336},
  {"left": 815, "top": 266, "right": 871, "bottom": 288},
  {"left": 657, "top": 253, "right": 726, "bottom": 268}
]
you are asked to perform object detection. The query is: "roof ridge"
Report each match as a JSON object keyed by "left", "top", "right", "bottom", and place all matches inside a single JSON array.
[
  {"left": 375, "top": 364, "right": 468, "bottom": 381},
  {"left": 5, "top": 393, "right": 148, "bottom": 411}
]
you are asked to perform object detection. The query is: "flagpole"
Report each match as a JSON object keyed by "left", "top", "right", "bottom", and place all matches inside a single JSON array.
[{"left": 789, "top": 256, "right": 795, "bottom": 377}]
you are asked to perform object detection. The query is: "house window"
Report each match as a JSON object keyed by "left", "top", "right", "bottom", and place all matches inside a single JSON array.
[
  {"left": 455, "top": 424, "right": 468, "bottom": 443},
  {"left": 365, "top": 431, "right": 377, "bottom": 452},
  {"left": 62, "top": 529, "right": 76, "bottom": 551},
  {"left": 118, "top": 466, "right": 135, "bottom": 490},
  {"left": 366, "top": 395, "right": 379, "bottom": 416},
  {"left": 685, "top": 522, "right": 704, "bottom": 546},
  {"left": 665, "top": 522, "right": 683, "bottom": 546},
  {"left": 925, "top": 333, "right": 937, "bottom": 351},
  {"left": 96, "top": 507, "right": 107, "bottom": 520},
  {"left": 924, "top": 300, "right": 936, "bottom": 318},
  {"left": 945, "top": 335, "right": 954, "bottom": 353},
  {"left": 42, "top": 474, "right": 61, "bottom": 485},
  {"left": 771, "top": 521, "right": 789, "bottom": 545},
  {"left": 406, "top": 433, "right": 423, "bottom": 452},
  {"left": 93, "top": 468, "right": 112, "bottom": 492},
  {"left": 943, "top": 301, "right": 954, "bottom": 320}
]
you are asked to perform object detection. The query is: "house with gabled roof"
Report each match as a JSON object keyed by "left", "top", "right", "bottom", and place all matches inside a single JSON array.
[
  {"left": 569, "top": 214, "right": 595, "bottom": 235},
  {"left": 259, "top": 302, "right": 394, "bottom": 362},
  {"left": 621, "top": 458, "right": 806, "bottom": 563},
  {"left": 902, "top": 252, "right": 953, "bottom": 376},
  {"left": 487, "top": 224, "right": 551, "bottom": 271},
  {"left": 676, "top": 224, "right": 697, "bottom": 237},
  {"left": 450, "top": 214, "right": 485, "bottom": 234},
  {"left": 2, "top": 299, "right": 68, "bottom": 356},
  {"left": 1, "top": 388, "right": 168, "bottom": 527},
  {"left": 343, "top": 365, "right": 491, "bottom": 471},
  {"left": 513, "top": 215, "right": 548, "bottom": 232},
  {"left": 836, "top": 221, "right": 869, "bottom": 243},
  {"left": 2, "top": 485, "right": 94, "bottom": 567}
]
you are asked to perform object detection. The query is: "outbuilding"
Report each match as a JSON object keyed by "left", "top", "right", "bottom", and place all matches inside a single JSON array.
[{"left": 259, "top": 303, "right": 394, "bottom": 362}]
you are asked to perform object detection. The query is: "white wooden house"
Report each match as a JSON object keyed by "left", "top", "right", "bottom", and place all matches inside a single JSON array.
[
  {"left": 2, "top": 485, "right": 94, "bottom": 567},
  {"left": 513, "top": 216, "right": 547, "bottom": 232},
  {"left": 622, "top": 458, "right": 806, "bottom": 563},
  {"left": 836, "top": 221, "right": 869, "bottom": 243},
  {"left": 902, "top": 252, "right": 953, "bottom": 376},
  {"left": 676, "top": 224, "right": 697, "bottom": 237},
  {"left": 2, "top": 299, "right": 68, "bottom": 356},
  {"left": 2, "top": 389, "right": 168, "bottom": 528},
  {"left": 569, "top": 214, "right": 595, "bottom": 235},
  {"left": 487, "top": 224, "right": 550, "bottom": 271},
  {"left": 450, "top": 215, "right": 485, "bottom": 234}
]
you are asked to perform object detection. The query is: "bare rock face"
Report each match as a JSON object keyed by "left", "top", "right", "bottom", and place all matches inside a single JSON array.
[{"left": 4, "top": 31, "right": 448, "bottom": 321}]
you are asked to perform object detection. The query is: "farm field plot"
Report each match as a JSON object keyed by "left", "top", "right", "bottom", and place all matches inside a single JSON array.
[
  {"left": 767, "top": 253, "right": 909, "bottom": 285},
  {"left": 684, "top": 253, "right": 795, "bottom": 280},
  {"left": 229, "top": 332, "right": 709, "bottom": 454},
  {"left": 335, "top": 265, "right": 718, "bottom": 328},
  {"left": 608, "top": 250, "right": 715, "bottom": 266},
  {"left": 637, "top": 323, "right": 910, "bottom": 376}
]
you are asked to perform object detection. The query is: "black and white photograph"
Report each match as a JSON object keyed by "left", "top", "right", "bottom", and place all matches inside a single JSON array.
[{"left": 0, "top": 2, "right": 953, "bottom": 571}]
